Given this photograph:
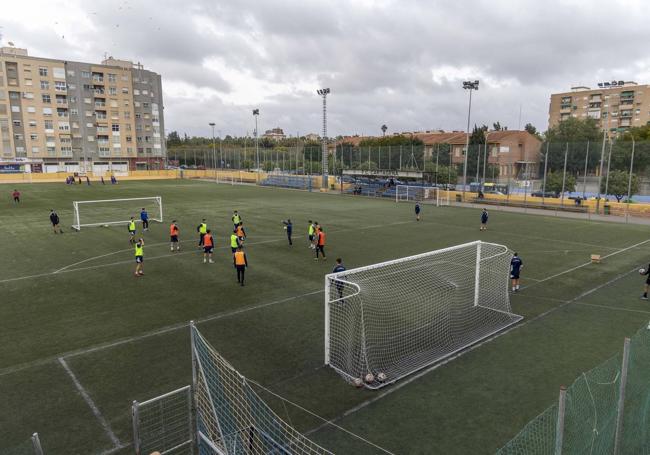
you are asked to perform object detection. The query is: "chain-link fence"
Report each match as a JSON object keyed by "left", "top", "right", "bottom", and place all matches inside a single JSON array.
[
  {"left": 497, "top": 322, "right": 650, "bottom": 455},
  {"left": 170, "top": 140, "right": 650, "bottom": 220}
]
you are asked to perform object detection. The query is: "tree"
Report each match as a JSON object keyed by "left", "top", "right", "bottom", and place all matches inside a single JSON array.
[
  {"left": 424, "top": 163, "right": 458, "bottom": 184},
  {"left": 544, "top": 171, "right": 576, "bottom": 195},
  {"left": 602, "top": 170, "right": 638, "bottom": 202},
  {"left": 355, "top": 161, "right": 379, "bottom": 171},
  {"left": 524, "top": 123, "right": 538, "bottom": 136},
  {"left": 543, "top": 118, "right": 602, "bottom": 174},
  {"left": 493, "top": 122, "right": 502, "bottom": 131},
  {"left": 166, "top": 131, "right": 182, "bottom": 147},
  {"left": 241, "top": 159, "right": 254, "bottom": 171}
]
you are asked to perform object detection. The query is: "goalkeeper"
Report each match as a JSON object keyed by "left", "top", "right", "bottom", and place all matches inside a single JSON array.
[
  {"left": 641, "top": 265, "right": 650, "bottom": 300},
  {"left": 510, "top": 252, "right": 523, "bottom": 292}
]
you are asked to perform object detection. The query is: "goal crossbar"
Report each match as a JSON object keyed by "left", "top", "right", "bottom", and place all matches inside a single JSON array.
[
  {"left": 395, "top": 185, "right": 450, "bottom": 206},
  {"left": 72, "top": 196, "right": 163, "bottom": 230},
  {"left": 324, "top": 240, "right": 523, "bottom": 389}
]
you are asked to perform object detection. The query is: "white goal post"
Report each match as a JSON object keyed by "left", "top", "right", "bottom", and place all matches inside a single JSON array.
[
  {"left": 324, "top": 241, "right": 522, "bottom": 389},
  {"left": 395, "top": 185, "right": 450, "bottom": 206},
  {"left": 72, "top": 196, "right": 163, "bottom": 230}
]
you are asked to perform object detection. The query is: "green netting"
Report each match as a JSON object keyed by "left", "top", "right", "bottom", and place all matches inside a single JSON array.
[{"left": 497, "top": 322, "right": 650, "bottom": 455}]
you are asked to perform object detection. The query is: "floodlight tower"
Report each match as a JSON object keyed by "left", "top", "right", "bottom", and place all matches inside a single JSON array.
[
  {"left": 462, "top": 80, "right": 479, "bottom": 199},
  {"left": 208, "top": 123, "right": 216, "bottom": 170},
  {"left": 317, "top": 88, "right": 330, "bottom": 188},
  {"left": 252, "top": 109, "right": 260, "bottom": 172},
  {"left": 381, "top": 124, "right": 388, "bottom": 136}
]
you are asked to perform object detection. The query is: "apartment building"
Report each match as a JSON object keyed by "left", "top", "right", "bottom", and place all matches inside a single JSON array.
[
  {"left": 262, "top": 127, "right": 286, "bottom": 141},
  {"left": 549, "top": 81, "right": 650, "bottom": 135},
  {"left": 0, "top": 47, "right": 165, "bottom": 173}
]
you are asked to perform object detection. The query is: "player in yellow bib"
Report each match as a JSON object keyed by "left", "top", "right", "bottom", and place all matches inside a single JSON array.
[
  {"left": 134, "top": 238, "right": 144, "bottom": 276},
  {"left": 128, "top": 217, "right": 137, "bottom": 244}
]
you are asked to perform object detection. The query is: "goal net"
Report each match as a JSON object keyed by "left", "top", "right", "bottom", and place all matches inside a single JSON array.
[
  {"left": 191, "top": 323, "right": 332, "bottom": 455},
  {"left": 71, "top": 196, "right": 163, "bottom": 230},
  {"left": 325, "top": 241, "right": 522, "bottom": 390},
  {"left": 395, "top": 185, "right": 450, "bottom": 206}
]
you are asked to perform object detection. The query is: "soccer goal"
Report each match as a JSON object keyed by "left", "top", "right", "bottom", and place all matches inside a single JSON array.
[
  {"left": 71, "top": 196, "right": 163, "bottom": 230},
  {"left": 395, "top": 185, "right": 450, "bottom": 206},
  {"left": 324, "top": 241, "right": 523, "bottom": 389}
]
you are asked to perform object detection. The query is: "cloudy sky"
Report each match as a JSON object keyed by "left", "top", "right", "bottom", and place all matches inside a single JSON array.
[{"left": 3, "top": 0, "right": 650, "bottom": 138}]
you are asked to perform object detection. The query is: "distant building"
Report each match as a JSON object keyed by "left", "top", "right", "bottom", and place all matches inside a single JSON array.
[
  {"left": 262, "top": 127, "right": 285, "bottom": 140},
  {"left": 332, "top": 130, "right": 542, "bottom": 181},
  {"left": 304, "top": 133, "right": 319, "bottom": 141},
  {"left": 0, "top": 47, "right": 165, "bottom": 173},
  {"left": 549, "top": 81, "right": 650, "bottom": 136}
]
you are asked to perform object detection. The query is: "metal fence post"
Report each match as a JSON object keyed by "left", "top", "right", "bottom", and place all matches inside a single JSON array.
[
  {"left": 555, "top": 385, "right": 567, "bottom": 455},
  {"left": 613, "top": 337, "right": 631, "bottom": 455},
  {"left": 31, "top": 433, "right": 43, "bottom": 455},
  {"left": 560, "top": 143, "right": 568, "bottom": 207},
  {"left": 625, "top": 139, "right": 635, "bottom": 223},
  {"left": 132, "top": 400, "right": 141, "bottom": 455},
  {"left": 542, "top": 142, "right": 549, "bottom": 205},
  {"left": 582, "top": 141, "right": 589, "bottom": 198}
]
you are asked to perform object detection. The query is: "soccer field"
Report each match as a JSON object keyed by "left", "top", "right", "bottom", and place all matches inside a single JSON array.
[{"left": 1, "top": 179, "right": 649, "bottom": 454}]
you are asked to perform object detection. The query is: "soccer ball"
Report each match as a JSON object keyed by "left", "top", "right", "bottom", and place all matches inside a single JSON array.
[
  {"left": 377, "top": 372, "right": 387, "bottom": 382},
  {"left": 364, "top": 373, "right": 375, "bottom": 384},
  {"left": 103, "top": 224, "right": 109, "bottom": 227},
  {"left": 640, "top": 268, "right": 646, "bottom": 275},
  {"left": 283, "top": 226, "right": 287, "bottom": 230},
  {"left": 352, "top": 377, "right": 363, "bottom": 388}
]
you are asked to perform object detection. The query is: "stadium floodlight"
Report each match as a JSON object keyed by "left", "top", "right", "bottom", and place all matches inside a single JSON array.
[
  {"left": 253, "top": 109, "right": 260, "bottom": 172},
  {"left": 317, "top": 88, "right": 330, "bottom": 188},
  {"left": 72, "top": 196, "right": 162, "bottom": 230},
  {"left": 381, "top": 124, "right": 387, "bottom": 136},
  {"left": 395, "top": 185, "right": 450, "bottom": 206},
  {"left": 208, "top": 123, "right": 216, "bottom": 170},
  {"left": 324, "top": 240, "right": 522, "bottom": 389},
  {"left": 462, "top": 80, "right": 479, "bottom": 199}
]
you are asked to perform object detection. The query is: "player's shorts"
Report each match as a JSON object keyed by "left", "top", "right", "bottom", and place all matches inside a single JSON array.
[
  {"left": 309, "top": 235, "right": 314, "bottom": 241},
  {"left": 204, "top": 246, "right": 214, "bottom": 253},
  {"left": 135, "top": 255, "right": 143, "bottom": 263},
  {"left": 645, "top": 277, "right": 650, "bottom": 285},
  {"left": 51, "top": 221, "right": 58, "bottom": 226},
  {"left": 170, "top": 235, "right": 179, "bottom": 242},
  {"left": 510, "top": 272, "right": 520, "bottom": 279},
  {"left": 13, "top": 197, "right": 19, "bottom": 202},
  {"left": 481, "top": 220, "right": 488, "bottom": 224},
  {"left": 129, "top": 230, "right": 136, "bottom": 235},
  {"left": 231, "top": 247, "right": 237, "bottom": 253}
]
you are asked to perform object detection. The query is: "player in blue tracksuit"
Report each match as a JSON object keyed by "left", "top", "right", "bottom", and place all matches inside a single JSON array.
[
  {"left": 140, "top": 208, "right": 149, "bottom": 231},
  {"left": 415, "top": 202, "right": 421, "bottom": 221},
  {"left": 332, "top": 258, "right": 347, "bottom": 301},
  {"left": 283, "top": 219, "right": 293, "bottom": 245},
  {"left": 480, "top": 208, "right": 489, "bottom": 231},
  {"left": 510, "top": 253, "right": 523, "bottom": 292}
]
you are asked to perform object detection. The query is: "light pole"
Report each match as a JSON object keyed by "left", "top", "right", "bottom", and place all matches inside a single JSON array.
[
  {"left": 317, "top": 88, "right": 330, "bottom": 189},
  {"left": 208, "top": 122, "right": 216, "bottom": 172},
  {"left": 218, "top": 129, "right": 223, "bottom": 168},
  {"left": 381, "top": 124, "right": 387, "bottom": 137},
  {"left": 252, "top": 109, "right": 260, "bottom": 172},
  {"left": 462, "top": 80, "right": 479, "bottom": 199}
]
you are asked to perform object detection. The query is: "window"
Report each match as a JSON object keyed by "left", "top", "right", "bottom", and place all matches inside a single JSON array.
[
  {"left": 142, "top": 90, "right": 148, "bottom": 95},
  {"left": 127, "top": 147, "right": 133, "bottom": 153},
  {"left": 83, "top": 84, "right": 92, "bottom": 90},
  {"left": 70, "top": 108, "right": 78, "bottom": 115},
  {"left": 111, "top": 110, "right": 119, "bottom": 120},
  {"left": 121, "top": 74, "right": 129, "bottom": 81},
  {"left": 14, "top": 134, "right": 24, "bottom": 141},
  {"left": 40, "top": 80, "right": 49, "bottom": 90},
  {"left": 60, "top": 137, "right": 71, "bottom": 144},
  {"left": 133, "top": 89, "right": 140, "bottom": 95},
  {"left": 87, "top": 136, "right": 95, "bottom": 142},
  {"left": 53, "top": 68, "right": 65, "bottom": 79},
  {"left": 126, "top": 136, "right": 132, "bottom": 142},
  {"left": 58, "top": 123, "right": 70, "bottom": 131},
  {"left": 42, "top": 94, "right": 51, "bottom": 103},
  {"left": 55, "top": 81, "right": 67, "bottom": 91},
  {"left": 13, "top": 120, "right": 21, "bottom": 127},
  {"left": 44, "top": 120, "right": 54, "bottom": 130},
  {"left": 11, "top": 105, "right": 20, "bottom": 113},
  {"left": 110, "top": 100, "right": 118, "bottom": 108},
  {"left": 108, "top": 73, "right": 116, "bottom": 83},
  {"left": 28, "top": 120, "right": 37, "bottom": 127},
  {"left": 16, "top": 146, "right": 25, "bottom": 154},
  {"left": 9, "top": 92, "right": 19, "bottom": 99},
  {"left": 135, "top": 113, "right": 141, "bottom": 119},
  {"left": 67, "top": 83, "right": 76, "bottom": 90},
  {"left": 42, "top": 107, "right": 52, "bottom": 115},
  {"left": 124, "top": 111, "right": 131, "bottom": 119},
  {"left": 81, "top": 71, "right": 91, "bottom": 78},
  {"left": 86, "top": 123, "right": 94, "bottom": 128},
  {"left": 32, "top": 146, "right": 39, "bottom": 154},
  {"left": 47, "top": 146, "right": 55, "bottom": 153},
  {"left": 69, "top": 96, "right": 77, "bottom": 103},
  {"left": 67, "top": 70, "right": 75, "bottom": 77},
  {"left": 95, "top": 111, "right": 107, "bottom": 119},
  {"left": 134, "top": 101, "right": 141, "bottom": 107},
  {"left": 121, "top": 87, "right": 129, "bottom": 94},
  {"left": 85, "top": 111, "right": 93, "bottom": 117},
  {"left": 24, "top": 78, "right": 33, "bottom": 86},
  {"left": 84, "top": 97, "right": 91, "bottom": 104},
  {"left": 39, "top": 67, "right": 48, "bottom": 77},
  {"left": 112, "top": 124, "right": 120, "bottom": 132},
  {"left": 30, "top": 134, "right": 38, "bottom": 140},
  {"left": 23, "top": 92, "right": 34, "bottom": 99},
  {"left": 109, "top": 87, "right": 117, "bottom": 95},
  {"left": 27, "top": 106, "right": 36, "bottom": 113},
  {"left": 143, "top": 102, "right": 149, "bottom": 108}
]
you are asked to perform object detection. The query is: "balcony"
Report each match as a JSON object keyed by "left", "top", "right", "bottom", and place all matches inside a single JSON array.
[
  {"left": 620, "top": 110, "right": 633, "bottom": 118},
  {"left": 93, "top": 89, "right": 105, "bottom": 96},
  {"left": 588, "top": 102, "right": 601, "bottom": 109}
]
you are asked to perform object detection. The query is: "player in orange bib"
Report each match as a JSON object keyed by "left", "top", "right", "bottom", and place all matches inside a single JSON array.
[
  {"left": 236, "top": 222, "right": 247, "bottom": 244},
  {"left": 233, "top": 246, "right": 248, "bottom": 286},
  {"left": 169, "top": 220, "right": 180, "bottom": 252},
  {"left": 203, "top": 230, "right": 214, "bottom": 263},
  {"left": 315, "top": 227, "right": 326, "bottom": 261}
]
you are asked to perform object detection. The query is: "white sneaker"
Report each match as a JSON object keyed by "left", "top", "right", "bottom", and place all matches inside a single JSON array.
[
  {"left": 171, "top": 247, "right": 174, "bottom": 251},
  {"left": 203, "top": 258, "right": 207, "bottom": 263},
  {"left": 209, "top": 259, "right": 214, "bottom": 263}
]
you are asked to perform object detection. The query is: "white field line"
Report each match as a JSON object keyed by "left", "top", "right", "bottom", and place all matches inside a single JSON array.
[
  {"left": 524, "top": 238, "right": 650, "bottom": 289},
  {"left": 0, "top": 220, "right": 413, "bottom": 285},
  {"left": 307, "top": 265, "right": 641, "bottom": 437},
  {"left": 58, "top": 357, "right": 122, "bottom": 448},
  {"left": 0, "top": 290, "right": 323, "bottom": 377},
  {"left": 573, "top": 302, "right": 650, "bottom": 315}
]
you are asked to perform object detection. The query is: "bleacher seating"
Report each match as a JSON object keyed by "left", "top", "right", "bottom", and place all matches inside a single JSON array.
[{"left": 260, "top": 175, "right": 314, "bottom": 190}]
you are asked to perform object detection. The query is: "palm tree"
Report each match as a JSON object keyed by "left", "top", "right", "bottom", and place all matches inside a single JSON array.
[{"left": 381, "top": 124, "right": 387, "bottom": 136}]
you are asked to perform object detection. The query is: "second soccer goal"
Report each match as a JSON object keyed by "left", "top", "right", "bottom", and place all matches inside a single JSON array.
[
  {"left": 72, "top": 196, "right": 163, "bottom": 230},
  {"left": 324, "top": 241, "right": 522, "bottom": 389}
]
